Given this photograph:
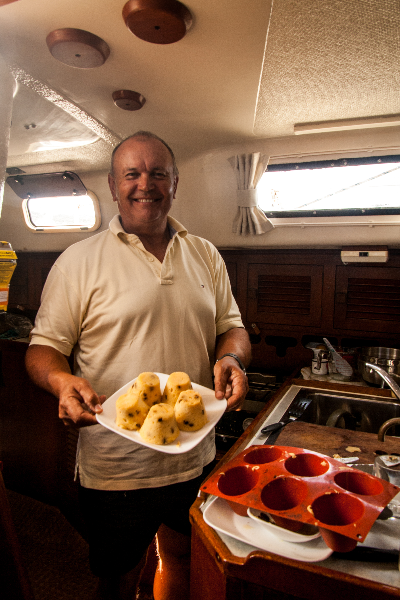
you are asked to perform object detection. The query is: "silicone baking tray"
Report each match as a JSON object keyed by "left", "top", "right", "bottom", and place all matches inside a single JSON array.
[{"left": 200, "top": 445, "right": 400, "bottom": 552}]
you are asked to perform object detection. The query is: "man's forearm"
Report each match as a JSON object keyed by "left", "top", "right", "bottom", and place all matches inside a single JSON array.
[
  {"left": 25, "top": 344, "right": 72, "bottom": 398},
  {"left": 215, "top": 327, "right": 252, "bottom": 369}
]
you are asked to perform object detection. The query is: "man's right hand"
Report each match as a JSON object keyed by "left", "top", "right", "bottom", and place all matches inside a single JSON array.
[
  {"left": 25, "top": 344, "right": 105, "bottom": 428},
  {"left": 57, "top": 373, "right": 105, "bottom": 427}
]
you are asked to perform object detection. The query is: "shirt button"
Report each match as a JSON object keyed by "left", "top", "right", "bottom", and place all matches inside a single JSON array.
[{"left": 148, "top": 257, "right": 154, "bottom": 262}]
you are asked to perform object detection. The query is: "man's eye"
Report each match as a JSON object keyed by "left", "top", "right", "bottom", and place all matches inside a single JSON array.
[
  {"left": 126, "top": 172, "right": 139, "bottom": 179},
  {"left": 153, "top": 172, "right": 167, "bottom": 179}
]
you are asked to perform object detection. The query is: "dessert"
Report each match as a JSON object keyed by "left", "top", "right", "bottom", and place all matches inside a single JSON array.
[
  {"left": 116, "top": 388, "right": 149, "bottom": 431},
  {"left": 163, "top": 372, "right": 192, "bottom": 407},
  {"left": 139, "top": 403, "right": 180, "bottom": 445},
  {"left": 174, "top": 389, "right": 208, "bottom": 432},
  {"left": 132, "top": 372, "right": 162, "bottom": 407}
]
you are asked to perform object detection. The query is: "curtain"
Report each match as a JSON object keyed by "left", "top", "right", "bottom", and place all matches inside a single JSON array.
[{"left": 228, "top": 153, "right": 274, "bottom": 236}]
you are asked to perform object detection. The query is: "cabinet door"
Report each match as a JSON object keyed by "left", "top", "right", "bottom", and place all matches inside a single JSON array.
[
  {"left": 247, "top": 264, "right": 324, "bottom": 327},
  {"left": 334, "top": 266, "right": 400, "bottom": 333},
  {"left": 224, "top": 261, "right": 237, "bottom": 299}
]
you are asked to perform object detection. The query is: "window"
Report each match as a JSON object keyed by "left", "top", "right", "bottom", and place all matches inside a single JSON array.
[
  {"left": 22, "top": 191, "right": 101, "bottom": 231},
  {"left": 6, "top": 171, "right": 101, "bottom": 232},
  {"left": 258, "top": 155, "right": 400, "bottom": 220}
]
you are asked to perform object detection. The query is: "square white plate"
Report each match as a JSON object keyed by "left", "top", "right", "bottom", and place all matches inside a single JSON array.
[
  {"left": 203, "top": 497, "right": 333, "bottom": 563},
  {"left": 96, "top": 373, "right": 227, "bottom": 454}
]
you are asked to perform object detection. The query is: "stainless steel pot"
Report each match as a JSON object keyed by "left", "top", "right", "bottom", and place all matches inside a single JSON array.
[{"left": 358, "top": 347, "right": 400, "bottom": 385}]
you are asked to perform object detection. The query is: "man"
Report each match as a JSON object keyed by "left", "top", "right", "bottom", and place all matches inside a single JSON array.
[{"left": 25, "top": 131, "right": 251, "bottom": 600}]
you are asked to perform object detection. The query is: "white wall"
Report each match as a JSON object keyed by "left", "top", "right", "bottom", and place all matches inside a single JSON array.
[{"left": 2, "top": 125, "right": 400, "bottom": 252}]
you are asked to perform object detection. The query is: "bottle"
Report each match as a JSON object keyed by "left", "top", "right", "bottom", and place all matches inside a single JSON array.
[{"left": 0, "top": 241, "right": 17, "bottom": 312}]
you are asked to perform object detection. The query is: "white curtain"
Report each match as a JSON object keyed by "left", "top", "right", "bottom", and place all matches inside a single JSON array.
[{"left": 228, "top": 153, "right": 274, "bottom": 236}]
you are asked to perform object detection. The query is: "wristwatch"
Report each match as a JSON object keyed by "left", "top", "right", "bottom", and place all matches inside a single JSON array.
[{"left": 215, "top": 353, "right": 246, "bottom": 375}]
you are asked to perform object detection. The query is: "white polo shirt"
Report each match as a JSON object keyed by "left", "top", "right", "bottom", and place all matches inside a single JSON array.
[{"left": 30, "top": 215, "right": 244, "bottom": 490}]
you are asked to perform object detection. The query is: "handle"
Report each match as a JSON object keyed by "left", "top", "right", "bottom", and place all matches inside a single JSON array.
[{"left": 261, "top": 418, "right": 290, "bottom": 434}]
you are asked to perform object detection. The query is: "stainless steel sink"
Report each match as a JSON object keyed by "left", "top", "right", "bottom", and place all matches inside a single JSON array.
[
  {"left": 283, "top": 390, "right": 400, "bottom": 435},
  {"left": 257, "top": 385, "right": 400, "bottom": 441}
]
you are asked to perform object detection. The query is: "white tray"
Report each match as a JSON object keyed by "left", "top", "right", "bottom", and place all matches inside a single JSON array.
[
  {"left": 247, "top": 508, "right": 321, "bottom": 543},
  {"left": 96, "top": 373, "right": 227, "bottom": 454},
  {"left": 203, "top": 497, "right": 333, "bottom": 562}
]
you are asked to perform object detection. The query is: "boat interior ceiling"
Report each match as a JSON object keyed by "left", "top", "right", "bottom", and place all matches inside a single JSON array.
[{"left": 1, "top": 0, "right": 400, "bottom": 250}]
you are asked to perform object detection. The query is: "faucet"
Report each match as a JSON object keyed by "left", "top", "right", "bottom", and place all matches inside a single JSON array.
[
  {"left": 366, "top": 363, "right": 400, "bottom": 441},
  {"left": 365, "top": 363, "right": 400, "bottom": 401}
]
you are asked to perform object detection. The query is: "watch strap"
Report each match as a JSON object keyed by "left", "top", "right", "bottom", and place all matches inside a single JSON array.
[{"left": 215, "top": 353, "right": 246, "bottom": 375}]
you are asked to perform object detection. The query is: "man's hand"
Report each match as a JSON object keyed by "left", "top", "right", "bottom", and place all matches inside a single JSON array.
[
  {"left": 26, "top": 344, "right": 105, "bottom": 428},
  {"left": 57, "top": 373, "right": 105, "bottom": 427},
  {"left": 214, "top": 356, "right": 249, "bottom": 411}
]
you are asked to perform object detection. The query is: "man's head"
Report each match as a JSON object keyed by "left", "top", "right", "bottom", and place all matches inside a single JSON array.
[
  {"left": 108, "top": 131, "right": 179, "bottom": 235},
  {"left": 110, "top": 131, "right": 179, "bottom": 178}
]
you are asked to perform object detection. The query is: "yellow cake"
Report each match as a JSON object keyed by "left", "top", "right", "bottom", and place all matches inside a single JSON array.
[
  {"left": 174, "top": 389, "right": 208, "bottom": 432},
  {"left": 163, "top": 372, "right": 192, "bottom": 407},
  {"left": 139, "top": 403, "right": 180, "bottom": 445},
  {"left": 132, "top": 372, "right": 162, "bottom": 408},
  {"left": 115, "top": 388, "right": 149, "bottom": 431}
]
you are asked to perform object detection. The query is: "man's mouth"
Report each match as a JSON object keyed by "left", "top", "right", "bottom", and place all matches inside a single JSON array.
[{"left": 134, "top": 198, "right": 158, "bottom": 203}]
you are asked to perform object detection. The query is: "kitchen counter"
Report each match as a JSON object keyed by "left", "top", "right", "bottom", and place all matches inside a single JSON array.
[{"left": 189, "top": 377, "right": 400, "bottom": 600}]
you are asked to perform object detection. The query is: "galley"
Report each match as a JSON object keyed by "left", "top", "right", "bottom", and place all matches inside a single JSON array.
[{"left": 1, "top": 1, "right": 400, "bottom": 599}]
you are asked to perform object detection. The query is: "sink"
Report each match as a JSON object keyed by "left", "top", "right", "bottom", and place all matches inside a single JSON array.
[{"left": 276, "top": 388, "right": 400, "bottom": 436}]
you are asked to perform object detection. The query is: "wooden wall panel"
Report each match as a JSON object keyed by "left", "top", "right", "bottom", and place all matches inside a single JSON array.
[{"left": 9, "top": 249, "right": 400, "bottom": 375}]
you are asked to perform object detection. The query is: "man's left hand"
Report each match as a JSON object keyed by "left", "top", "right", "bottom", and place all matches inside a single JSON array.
[{"left": 213, "top": 356, "right": 249, "bottom": 411}]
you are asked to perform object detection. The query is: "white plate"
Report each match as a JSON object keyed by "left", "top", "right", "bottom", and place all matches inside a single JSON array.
[
  {"left": 247, "top": 508, "right": 321, "bottom": 543},
  {"left": 96, "top": 373, "right": 227, "bottom": 454},
  {"left": 203, "top": 497, "right": 333, "bottom": 563}
]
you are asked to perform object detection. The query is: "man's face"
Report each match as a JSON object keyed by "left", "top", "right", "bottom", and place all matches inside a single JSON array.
[{"left": 108, "top": 137, "right": 178, "bottom": 234}]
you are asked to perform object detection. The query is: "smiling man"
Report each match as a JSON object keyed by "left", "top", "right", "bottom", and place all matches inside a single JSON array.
[
  {"left": 108, "top": 134, "right": 178, "bottom": 259},
  {"left": 26, "top": 131, "right": 251, "bottom": 600}
]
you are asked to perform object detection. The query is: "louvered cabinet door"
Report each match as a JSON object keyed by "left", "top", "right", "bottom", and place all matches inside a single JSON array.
[
  {"left": 247, "top": 264, "right": 324, "bottom": 327},
  {"left": 334, "top": 266, "right": 400, "bottom": 333}
]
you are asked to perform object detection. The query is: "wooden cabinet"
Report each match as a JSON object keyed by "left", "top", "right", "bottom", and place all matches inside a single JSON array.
[
  {"left": 219, "top": 248, "right": 400, "bottom": 372},
  {"left": 334, "top": 265, "right": 400, "bottom": 334},
  {"left": 247, "top": 263, "right": 324, "bottom": 328},
  {"left": 0, "top": 340, "right": 81, "bottom": 528}
]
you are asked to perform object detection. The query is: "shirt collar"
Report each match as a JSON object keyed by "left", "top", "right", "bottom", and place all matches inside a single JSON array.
[{"left": 109, "top": 214, "right": 188, "bottom": 242}]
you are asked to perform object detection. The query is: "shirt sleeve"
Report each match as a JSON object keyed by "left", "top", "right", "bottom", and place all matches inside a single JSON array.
[{"left": 29, "top": 261, "right": 83, "bottom": 356}]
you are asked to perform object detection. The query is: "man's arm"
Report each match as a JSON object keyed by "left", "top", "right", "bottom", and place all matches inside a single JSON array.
[
  {"left": 214, "top": 327, "right": 251, "bottom": 411},
  {"left": 25, "top": 344, "right": 105, "bottom": 427}
]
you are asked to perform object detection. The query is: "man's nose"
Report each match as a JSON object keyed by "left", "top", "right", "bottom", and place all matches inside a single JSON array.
[{"left": 138, "top": 173, "right": 153, "bottom": 190}]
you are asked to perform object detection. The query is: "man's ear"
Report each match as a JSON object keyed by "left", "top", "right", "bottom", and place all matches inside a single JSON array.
[
  {"left": 173, "top": 176, "right": 179, "bottom": 198},
  {"left": 108, "top": 173, "right": 117, "bottom": 202}
]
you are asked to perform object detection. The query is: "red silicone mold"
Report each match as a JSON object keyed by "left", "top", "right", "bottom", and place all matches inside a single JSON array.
[{"left": 201, "top": 446, "right": 400, "bottom": 552}]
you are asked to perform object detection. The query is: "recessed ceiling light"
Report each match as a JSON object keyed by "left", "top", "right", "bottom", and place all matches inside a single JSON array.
[
  {"left": 112, "top": 90, "right": 146, "bottom": 111},
  {"left": 122, "top": 0, "right": 192, "bottom": 44},
  {"left": 46, "top": 28, "right": 110, "bottom": 68}
]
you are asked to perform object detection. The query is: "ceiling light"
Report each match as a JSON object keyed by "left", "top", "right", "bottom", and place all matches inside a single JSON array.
[
  {"left": 294, "top": 115, "right": 400, "bottom": 135},
  {"left": 122, "top": 0, "right": 192, "bottom": 44},
  {"left": 46, "top": 28, "right": 110, "bottom": 68},
  {"left": 112, "top": 90, "right": 146, "bottom": 111}
]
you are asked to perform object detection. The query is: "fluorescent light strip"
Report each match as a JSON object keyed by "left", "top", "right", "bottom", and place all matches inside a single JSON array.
[{"left": 294, "top": 115, "right": 400, "bottom": 135}]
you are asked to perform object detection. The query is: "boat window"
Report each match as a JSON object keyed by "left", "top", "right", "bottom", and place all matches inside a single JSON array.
[
  {"left": 257, "top": 155, "right": 400, "bottom": 224},
  {"left": 22, "top": 191, "right": 101, "bottom": 232},
  {"left": 6, "top": 171, "right": 101, "bottom": 232}
]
